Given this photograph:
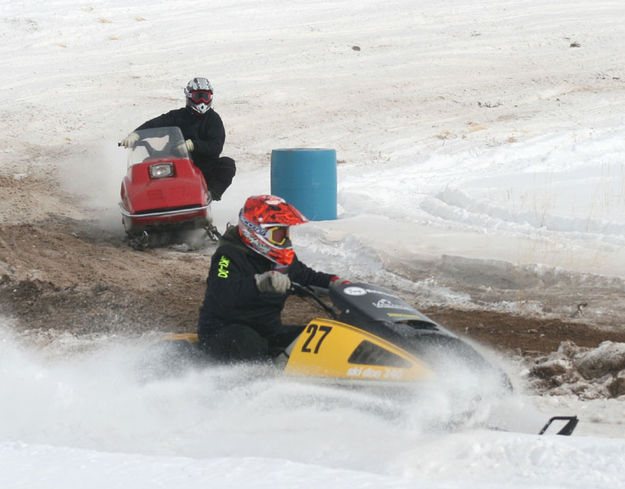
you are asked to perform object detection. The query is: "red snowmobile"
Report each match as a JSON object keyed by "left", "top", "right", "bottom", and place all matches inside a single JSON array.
[{"left": 119, "top": 127, "right": 216, "bottom": 249}]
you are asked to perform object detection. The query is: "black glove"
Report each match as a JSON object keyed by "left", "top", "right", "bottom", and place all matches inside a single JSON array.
[{"left": 255, "top": 271, "right": 291, "bottom": 294}]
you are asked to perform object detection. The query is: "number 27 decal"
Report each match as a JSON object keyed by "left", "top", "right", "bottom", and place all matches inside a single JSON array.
[{"left": 301, "top": 324, "right": 332, "bottom": 354}]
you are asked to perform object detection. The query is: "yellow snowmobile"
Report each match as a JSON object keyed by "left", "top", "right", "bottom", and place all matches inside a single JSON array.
[
  {"left": 159, "top": 281, "right": 509, "bottom": 387},
  {"left": 152, "top": 281, "right": 577, "bottom": 435}
]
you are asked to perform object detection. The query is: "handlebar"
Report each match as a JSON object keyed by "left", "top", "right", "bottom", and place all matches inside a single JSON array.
[{"left": 290, "top": 282, "right": 338, "bottom": 320}]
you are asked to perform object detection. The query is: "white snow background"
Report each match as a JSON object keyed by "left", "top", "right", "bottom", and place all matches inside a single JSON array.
[{"left": 2, "top": 0, "right": 625, "bottom": 487}]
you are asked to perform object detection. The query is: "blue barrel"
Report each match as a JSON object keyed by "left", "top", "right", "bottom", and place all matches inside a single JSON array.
[{"left": 270, "top": 148, "right": 337, "bottom": 220}]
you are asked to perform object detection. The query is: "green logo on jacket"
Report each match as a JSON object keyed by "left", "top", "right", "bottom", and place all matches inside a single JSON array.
[{"left": 217, "top": 256, "right": 230, "bottom": 278}]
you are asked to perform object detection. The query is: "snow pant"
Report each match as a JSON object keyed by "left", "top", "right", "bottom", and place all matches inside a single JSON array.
[
  {"left": 195, "top": 156, "right": 236, "bottom": 201},
  {"left": 198, "top": 322, "right": 304, "bottom": 364}
]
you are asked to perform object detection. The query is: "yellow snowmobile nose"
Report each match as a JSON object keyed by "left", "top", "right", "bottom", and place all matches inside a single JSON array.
[{"left": 285, "top": 318, "right": 434, "bottom": 382}]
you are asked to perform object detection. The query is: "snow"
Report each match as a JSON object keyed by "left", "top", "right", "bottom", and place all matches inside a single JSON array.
[
  {"left": 2, "top": 0, "right": 625, "bottom": 487},
  {"left": 1, "top": 330, "right": 623, "bottom": 489}
]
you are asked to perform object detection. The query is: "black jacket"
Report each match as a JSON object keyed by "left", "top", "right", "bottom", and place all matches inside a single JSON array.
[
  {"left": 197, "top": 226, "right": 335, "bottom": 338},
  {"left": 137, "top": 107, "right": 225, "bottom": 166}
]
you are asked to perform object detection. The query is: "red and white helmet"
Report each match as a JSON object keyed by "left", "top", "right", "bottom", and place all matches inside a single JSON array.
[
  {"left": 238, "top": 195, "right": 308, "bottom": 265},
  {"left": 184, "top": 77, "right": 213, "bottom": 114}
]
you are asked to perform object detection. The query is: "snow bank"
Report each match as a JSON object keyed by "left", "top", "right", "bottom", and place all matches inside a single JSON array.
[{"left": 528, "top": 341, "right": 625, "bottom": 399}]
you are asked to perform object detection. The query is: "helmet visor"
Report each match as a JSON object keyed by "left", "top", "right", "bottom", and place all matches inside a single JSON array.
[
  {"left": 267, "top": 226, "right": 289, "bottom": 246},
  {"left": 190, "top": 91, "right": 213, "bottom": 103}
]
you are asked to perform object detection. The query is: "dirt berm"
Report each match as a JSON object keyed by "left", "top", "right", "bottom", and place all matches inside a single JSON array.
[{"left": 2, "top": 212, "right": 625, "bottom": 358}]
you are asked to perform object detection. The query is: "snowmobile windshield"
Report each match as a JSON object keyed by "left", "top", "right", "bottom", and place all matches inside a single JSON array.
[{"left": 127, "top": 127, "right": 189, "bottom": 167}]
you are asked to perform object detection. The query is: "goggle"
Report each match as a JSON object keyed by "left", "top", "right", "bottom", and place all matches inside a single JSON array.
[
  {"left": 266, "top": 226, "right": 289, "bottom": 246},
  {"left": 189, "top": 91, "right": 213, "bottom": 103}
]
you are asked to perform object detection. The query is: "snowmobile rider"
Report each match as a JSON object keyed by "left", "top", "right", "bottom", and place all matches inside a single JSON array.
[
  {"left": 197, "top": 194, "right": 349, "bottom": 363},
  {"left": 120, "top": 77, "right": 235, "bottom": 201}
]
